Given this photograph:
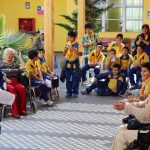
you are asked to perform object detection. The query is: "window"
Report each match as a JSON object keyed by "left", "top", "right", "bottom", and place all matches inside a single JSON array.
[{"left": 100, "top": 0, "right": 143, "bottom": 32}]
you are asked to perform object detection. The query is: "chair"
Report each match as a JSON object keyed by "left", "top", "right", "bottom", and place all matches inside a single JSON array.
[{"left": 80, "top": 54, "right": 105, "bottom": 84}]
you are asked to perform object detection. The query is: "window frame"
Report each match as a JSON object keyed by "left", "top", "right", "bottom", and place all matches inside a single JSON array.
[{"left": 100, "top": 0, "right": 144, "bottom": 32}]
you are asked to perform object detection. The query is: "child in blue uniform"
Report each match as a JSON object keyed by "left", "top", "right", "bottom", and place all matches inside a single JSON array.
[
  {"left": 120, "top": 46, "right": 133, "bottom": 78},
  {"left": 63, "top": 30, "right": 81, "bottom": 98},
  {"left": 26, "top": 50, "right": 53, "bottom": 106},
  {"left": 81, "top": 64, "right": 127, "bottom": 96}
]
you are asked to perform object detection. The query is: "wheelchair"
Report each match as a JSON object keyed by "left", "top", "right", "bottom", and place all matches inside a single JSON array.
[{"left": 0, "top": 69, "right": 37, "bottom": 118}]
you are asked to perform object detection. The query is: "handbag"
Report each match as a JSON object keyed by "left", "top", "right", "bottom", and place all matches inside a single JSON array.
[{"left": 127, "top": 118, "right": 150, "bottom": 130}]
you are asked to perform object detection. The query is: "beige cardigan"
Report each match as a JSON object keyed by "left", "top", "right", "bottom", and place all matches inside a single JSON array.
[{"left": 124, "top": 96, "right": 150, "bottom": 124}]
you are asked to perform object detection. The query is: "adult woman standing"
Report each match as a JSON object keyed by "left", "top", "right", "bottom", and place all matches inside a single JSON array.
[{"left": 0, "top": 48, "right": 27, "bottom": 119}]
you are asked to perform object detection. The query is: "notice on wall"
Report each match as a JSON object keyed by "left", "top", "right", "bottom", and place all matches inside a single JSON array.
[
  {"left": 25, "top": 2, "right": 30, "bottom": 9},
  {"left": 37, "top": 6, "right": 44, "bottom": 15}
]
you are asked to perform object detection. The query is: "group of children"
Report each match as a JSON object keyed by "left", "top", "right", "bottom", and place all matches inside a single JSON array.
[
  {"left": 62, "top": 23, "right": 150, "bottom": 99},
  {"left": 25, "top": 48, "right": 58, "bottom": 105}
]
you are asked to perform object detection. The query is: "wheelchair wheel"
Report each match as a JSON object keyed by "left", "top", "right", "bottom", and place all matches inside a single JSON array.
[
  {"left": 30, "top": 101, "right": 37, "bottom": 114},
  {"left": 1, "top": 105, "right": 7, "bottom": 119},
  {"left": 56, "top": 88, "right": 59, "bottom": 99}
]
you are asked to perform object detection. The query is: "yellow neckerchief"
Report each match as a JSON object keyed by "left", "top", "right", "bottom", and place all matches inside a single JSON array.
[
  {"left": 135, "top": 52, "right": 145, "bottom": 63},
  {"left": 93, "top": 50, "right": 102, "bottom": 60},
  {"left": 66, "top": 39, "right": 78, "bottom": 59},
  {"left": 140, "top": 77, "right": 150, "bottom": 95},
  {"left": 108, "top": 75, "right": 117, "bottom": 93}
]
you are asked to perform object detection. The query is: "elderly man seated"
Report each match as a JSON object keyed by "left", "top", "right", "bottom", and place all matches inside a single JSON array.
[{"left": 112, "top": 62, "right": 150, "bottom": 150}]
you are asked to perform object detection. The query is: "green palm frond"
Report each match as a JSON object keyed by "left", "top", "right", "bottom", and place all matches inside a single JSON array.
[
  {"left": 56, "top": 0, "right": 113, "bottom": 32},
  {"left": 60, "top": 15, "right": 77, "bottom": 25},
  {"left": 0, "top": 15, "right": 5, "bottom": 34},
  {"left": 55, "top": 23, "right": 75, "bottom": 31},
  {"left": 1, "top": 30, "right": 30, "bottom": 50}
]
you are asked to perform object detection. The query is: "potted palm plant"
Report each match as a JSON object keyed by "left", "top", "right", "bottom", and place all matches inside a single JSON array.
[{"left": 0, "top": 15, "right": 30, "bottom": 61}]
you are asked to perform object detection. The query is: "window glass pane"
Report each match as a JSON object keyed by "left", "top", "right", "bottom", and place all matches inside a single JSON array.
[
  {"left": 107, "top": 0, "right": 121, "bottom": 5},
  {"left": 106, "top": 20, "right": 122, "bottom": 32},
  {"left": 126, "top": 8, "right": 143, "bottom": 19},
  {"left": 107, "top": 7, "right": 121, "bottom": 19},
  {"left": 126, "top": 0, "right": 143, "bottom": 5},
  {"left": 126, "top": 21, "right": 142, "bottom": 32}
]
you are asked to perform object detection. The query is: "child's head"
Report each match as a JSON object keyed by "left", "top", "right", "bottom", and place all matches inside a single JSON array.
[
  {"left": 141, "top": 62, "right": 150, "bottom": 81},
  {"left": 122, "top": 46, "right": 130, "bottom": 56},
  {"left": 109, "top": 48, "right": 116, "bottom": 57},
  {"left": 85, "top": 23, "right": 93, "bottom": 35},
  {"left": 68, "top": 30, "right": 77, "bottom": 43},
  {"left": 116, "top": 34, "right": 123, "bottom": 43},
  {"left": 112, "top": 64, "right": 121, "bottom": 76},
  {"left": 38, "top": 48, "right": 45, "bottom": 58},
  {"left": 28, "top": 50, "right": 38, "bottom": 61},
  {"left": 96, "top": 42, "right": 103, "bottom": 53},
  {"left": 137, "top": 45, "right": 144, "bottom": 54}
]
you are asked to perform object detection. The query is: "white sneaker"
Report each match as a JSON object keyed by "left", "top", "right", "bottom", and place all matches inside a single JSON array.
[
  {"left": 39, "top": 99, "right": 47, "bottom": 105},
  {"left": 47, "top": 100, "right": 54, "bottom": 106}
]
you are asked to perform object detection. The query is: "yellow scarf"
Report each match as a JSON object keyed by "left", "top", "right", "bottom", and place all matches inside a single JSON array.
[
  {"left": 66, "top": 40, "right": 78, "bottom": 60},
  {"left": 135, "top": 52, "right": 145, "bottom": 64},
  {"left": 140, "top": 77, "right": 150, "bottom": 95}
]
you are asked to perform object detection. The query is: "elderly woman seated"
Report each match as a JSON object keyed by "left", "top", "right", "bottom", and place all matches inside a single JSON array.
[
  {"left": 112, "top": 62, "right": 150, "bottom": 150},
  {"left": 0, "top": 48, "right": 27, "bottom": 119}
]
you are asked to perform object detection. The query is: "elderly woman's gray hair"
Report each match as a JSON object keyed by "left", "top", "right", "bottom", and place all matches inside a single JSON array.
[{"left": 3, "top": 48, "right": 17, "bottom": 59}]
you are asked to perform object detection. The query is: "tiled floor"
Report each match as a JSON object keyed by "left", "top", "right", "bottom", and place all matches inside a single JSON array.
[{"left": 0, "top": 54, "right": 125, "bottom": 150}]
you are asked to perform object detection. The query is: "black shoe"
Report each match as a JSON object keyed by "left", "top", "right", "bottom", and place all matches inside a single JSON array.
[
  {"left": 65, "top": 94, "right": 72, "bottom": 98},
  {"left": 72, "top": 94, "right": 78, "bottom": 98}
]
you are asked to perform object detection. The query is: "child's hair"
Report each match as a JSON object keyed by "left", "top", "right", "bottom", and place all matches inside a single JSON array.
[
  {"left": 137, "top": 45, "right": 144, "bottom": 50},
  {"left": 141, "top": 62, "right": 150, "bottom": 72},
  {"left": 110, "top": 48, "right": 116, "bottom": 54},
  {"left": 38, "top": 48, "right": 45, "bottom": 52},
  {"left": 28, "top": 50, "right": 38, "bottom": 59},
  {"left": 84, "top": 23, "right": 93, "bottom": 29},
  {"left": 123, "top": 46, "right": 130, "bottom": 52},
  {"left": 113, "top": 64, "right": 121, "bottom": 70},
  {"left": 68, "top": 30, "right": 77, "bottom": 37},
  {"left": 116, "top": 33, "right": 123, "bottom": 39}
]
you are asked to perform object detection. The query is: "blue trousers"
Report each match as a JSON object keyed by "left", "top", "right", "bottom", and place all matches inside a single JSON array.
[
  {"left": 86, "top": 80, "right": 122, "bottom": 96},
  {"left": 129, "top": 67, "right": 141, "bottom": 86},
  {"left": 66, "top": 68, "right": 80, "bottom": 95},
  {"left": 31, "top": 79, "right": 50, "bottom": 101},
  {"left": 82, "top": 64, "right": 100, "bottom": 82}
]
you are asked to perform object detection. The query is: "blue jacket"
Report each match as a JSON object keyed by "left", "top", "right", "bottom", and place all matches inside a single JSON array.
[{"left": 95, "top": 72, "right": 127, "bottom": 95}]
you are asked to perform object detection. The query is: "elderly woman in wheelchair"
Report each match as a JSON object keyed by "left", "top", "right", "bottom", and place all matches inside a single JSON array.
[{"left": 0, "top": 48, "right": 27, "bottom": 119}]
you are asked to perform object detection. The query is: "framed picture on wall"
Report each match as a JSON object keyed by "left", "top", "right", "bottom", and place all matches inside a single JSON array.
[{"left": 25, "top": 2, "right": 30, "bottom": 9}]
